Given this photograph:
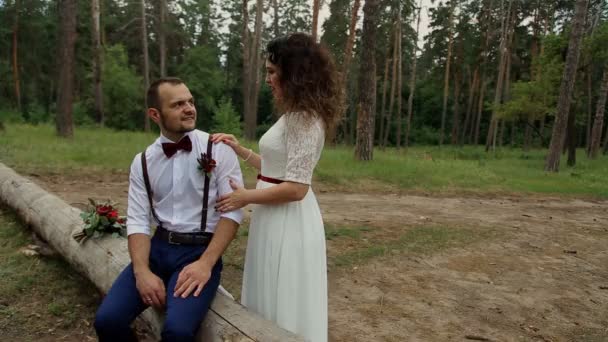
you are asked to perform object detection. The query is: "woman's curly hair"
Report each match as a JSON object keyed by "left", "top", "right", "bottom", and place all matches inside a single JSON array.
[{"left": 266, "top": 33, "right": 344, "bottom": 136}]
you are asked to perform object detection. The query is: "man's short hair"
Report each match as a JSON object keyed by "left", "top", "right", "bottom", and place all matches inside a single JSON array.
[{"left": 147, "top": 77, "right": 184, "bottom": 111}]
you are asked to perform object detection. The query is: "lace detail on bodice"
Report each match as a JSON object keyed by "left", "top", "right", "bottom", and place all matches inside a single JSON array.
[{"left": 258, "top": 112, "right": 325, "bottom": 185}]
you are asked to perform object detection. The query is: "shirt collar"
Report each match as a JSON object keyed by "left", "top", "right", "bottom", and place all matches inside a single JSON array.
[{"left": 158, "top": 130, "right": 195, "bottom": 144}]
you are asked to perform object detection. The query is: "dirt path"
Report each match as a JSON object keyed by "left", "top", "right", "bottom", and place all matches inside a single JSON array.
[{"left": 28, "top": 174, "right": 608, "bottom": 341}]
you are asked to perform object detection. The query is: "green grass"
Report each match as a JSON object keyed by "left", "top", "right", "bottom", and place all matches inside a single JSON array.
[
  {"left": 1, "top": 123, "right": 607, "bottom": 197},
  {"left": 332, "top": 225, "right": 496, "bottom": 267},
  {"left": 0, "top": 206, "right": 98, "bottom": 340},
  {"left": 325, "top": 224, "right": 372, "bottom": 240}
]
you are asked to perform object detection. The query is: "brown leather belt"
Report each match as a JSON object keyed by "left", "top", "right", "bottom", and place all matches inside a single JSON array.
[
  {"left": 257, "top": 174, "right": 284, "bottom": 184},
  {"left": 155, "top": 227, "right": 213, "bottom": 245}
]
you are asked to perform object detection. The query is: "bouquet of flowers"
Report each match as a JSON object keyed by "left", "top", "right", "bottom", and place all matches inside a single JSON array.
[{"left": 73, "top": 199, "right": 127, "bottom": 243}]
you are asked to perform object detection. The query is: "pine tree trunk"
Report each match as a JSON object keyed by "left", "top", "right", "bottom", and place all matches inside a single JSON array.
[
  {"left": 340, "top": 0, "right": 361, "bottom": 144},
  {"left": 545, "top": 0, "right": 588, "bottom": 172},
  {"left": 312, "top": 0, "right": 320, "bottom": 40},
  {"left": 382, "top": 21, "right": 399, "bottom": 148},
  {"left": 12, "top": 0, "right": 21, "bottom": 113},
  {"left": 245, "top": 0, "right": 264, "bottom": 140},
  {"left": 56, "top": 0, "right": 77, "bottom": 138},
  {"left": 159, "top": 0, "right": 167, "bottom": 77},
  {"left": 450, "top": 69, "right": 461, "bottom": 145},
  {"left": 241, "top": 0, "right": 251, "bottom": 138},
  {"left": 92, "top": 0, "right": 104, "bottom": 125},
  {"left": 474, "top": 78, "right": 486, "bottom": 145},
  {"left": 272, "top": 0, "right": 280, "bottom": 37},
  {"left": 440, "top": 1, "right": 455, "bottom": 146},
  {"left": 461, "top": 66, "right": 479, "bottom": 145},
  {"left": 405, "top": 1, "right": 422, "bottom": 150},
  {"left": 588, "top": 68, "right": 608, "bottom": 159},
  {"left": 486, "top": 0, "right": 512, "bottom": 152},
  {"left": 355, "top": 0, "right": 381, "bottom": 161},
  {"left": 523, "top": 118, "right": 533, "bottom": 151},
  {"left": 379, "top": 57, "right": 390, "bottom": 146},
  {"left": 141, "top": 0, "right": 151, "bottom": 132},
  {"left": 566, "top": 103, "right": 577, "bottom": 166},
  {"left": 395, "top": 16, "right": 403, "bottom": 149},
  {"left": 585, "top": 70, "right": 592, "bottom": 153}
]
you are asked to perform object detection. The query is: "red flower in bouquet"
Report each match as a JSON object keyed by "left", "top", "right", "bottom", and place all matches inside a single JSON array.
[
  {"left": 96, "top": 205, "right": 111, "bottom": 215},
  {"left": 197, "top": 153, "right": 217, "bottom": 177},
  {"left": 107, "top": 210, "right": 119, "bottom": 221},
  {"left": 74, "top": 199, "right": 127, "bottom": 244}
]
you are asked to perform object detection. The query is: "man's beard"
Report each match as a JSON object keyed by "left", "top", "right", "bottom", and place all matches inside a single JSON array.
[{"left": 159, "top": 110, "right": 195, "bottom": 134}]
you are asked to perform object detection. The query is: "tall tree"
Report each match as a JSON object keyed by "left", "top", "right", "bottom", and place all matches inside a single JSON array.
[
  {"left": 312, "top": 0, "right": 321, "bottom": 40},
  {"left": 486, "top": 0, "right": 514, "bottom": 152},
  {"left": 56, "top": 0, "right": 77, "bottom": 138},
  {"left": 241, "top": 0, "right": 251, "bottom": 137},
  {"left": 355, "top": 0, "right": 381, "bottom": 160},
  {"left": 588, "top": 69, "right": 608, "bottom": 158},
  {"left": 12, "top": 0, "right": 21, "bottom": 113},
  {"left": 158, "top": 0, "right": 167, "bottom": 77},
  {"left": 140, "top": 0, "right": 150, "bottom": 132},
  {"left": 544, "top": 0, "right": 589, "bottom": 172},
  {"left": 382, "top": 19, "right": 399, "bottom": 147},
  {"left": 92, "top": 0, "right": 104, "bottom": 125},
  {"left": 244, "top": 0, "right": 264, "bottom": 139},
  {"left": 395, "top": 13, "right": 404, "bottom": 148},
  {"left": 405, "top": 1, "right": 422, "bottom": 149},
  {"left": 439, "top": 0, "right": 456, "bottom": 146}
]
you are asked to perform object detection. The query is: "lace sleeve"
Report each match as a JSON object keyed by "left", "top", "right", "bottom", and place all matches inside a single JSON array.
[{"left": 284, "top": 112, "right": 325, "bottom": 185}]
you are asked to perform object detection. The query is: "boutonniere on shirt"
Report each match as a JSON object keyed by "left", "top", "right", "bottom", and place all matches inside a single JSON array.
[
  {"left": 197, "top": 152, "right": 217, "bottom": 177},
  {"left": 73, "top": 198, "right": 127, "bottom": 243}
]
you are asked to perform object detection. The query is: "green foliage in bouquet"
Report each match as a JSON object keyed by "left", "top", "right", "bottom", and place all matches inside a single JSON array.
[{"left": 73, "top": 199, "right": 127, "bottom": 243}]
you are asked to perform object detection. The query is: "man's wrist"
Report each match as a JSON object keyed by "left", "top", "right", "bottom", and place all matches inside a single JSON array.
[{"left": 133, "top": 263, "right": 151, "bottom": 277}]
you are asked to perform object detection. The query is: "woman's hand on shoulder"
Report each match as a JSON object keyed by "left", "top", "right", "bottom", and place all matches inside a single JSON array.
[{"left": 210, "top": 133, "right": 240, "bottom": 150}]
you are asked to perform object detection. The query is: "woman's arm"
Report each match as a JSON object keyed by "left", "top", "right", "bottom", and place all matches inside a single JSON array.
[{"left": 215, "top": 180, "right": 308, "bottom": 212}]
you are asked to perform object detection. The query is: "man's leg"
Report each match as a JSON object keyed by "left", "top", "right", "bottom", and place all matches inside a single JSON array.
[
  {"left": 94, "top": 263, "right": 148, "bottom": 342},
  {"left": 161, "top": 255, "right": 223, "bottom": 342}
]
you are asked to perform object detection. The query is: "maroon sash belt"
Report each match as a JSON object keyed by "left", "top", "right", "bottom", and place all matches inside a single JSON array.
[{"left": 257, "top": 174, "right": 284, "bottom": 184}]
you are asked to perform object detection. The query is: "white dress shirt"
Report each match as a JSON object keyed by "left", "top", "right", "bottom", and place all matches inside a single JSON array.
[{"left": 126, "top": 130, "right": 244, "bottom": 236}]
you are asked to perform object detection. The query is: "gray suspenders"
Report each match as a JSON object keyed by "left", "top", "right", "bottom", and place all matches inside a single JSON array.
[{"left": 141, "top": 135, "right": 213, "bottom": 232}]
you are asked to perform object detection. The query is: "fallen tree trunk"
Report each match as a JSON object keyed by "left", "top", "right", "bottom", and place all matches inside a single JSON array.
[{"left": 0, "top": 162, "right": 303, "bottom": 342}]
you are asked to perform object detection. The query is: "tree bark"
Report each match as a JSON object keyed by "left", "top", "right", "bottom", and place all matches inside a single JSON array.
[
  {"left": 12, "top": 0, "right": 21, "bottom": 113},
  {"left": 272, "top": 0, "right": 280, "bottom": 37},
  {"left": 56, "top": 0, "right": 77, "bottom": 138},
  {"left": 382, "top": 20, "right": 399, "bottom": 148},
  {"left": 395, "top": 15, "right": 403, "bottom": 149},
  {"left": 0, "top": 163, "right": 304, "bottom": 342},
  {"left": 450, "top": 67, "right": 461, "bottom": 145},
  {"left": 355, "top": 0, "right": 381, "bottom": 161},
  {"left": 405, "top": 1, "right": 422, "bottom": 150},
  {"left": 159, "top": 0, "right": 167, "bottom": 77},
  {"left": 379, "top": 57, "right": 391, "bottom": 146},
  {"left": 585, "top": 70, "right": 592, "bottom": 153},
  {"left": 312, "top": 0, "right": 320, "bottom": 40},
  {"left": 474, "top": 78, "right": 487, "bottom": 145},
  {"left": 141, "top": 0, "right": 151, "bottom": 132},
  {"left": 486, "top": 0, "right": 512, "bottom": 152},
  {"left": 242, "top": 0, "right": 251, "bottom": 137},
  {"left": 439, "top": 0, "right": 456, "bottom": 146},
  {"left": 588, "top": 68, "right": 608, "bottom": 159},
  {"left": 340, "top": 0, "right": 361, "bottom": 144},
  {"left": 544, "top": 0, "right": 588, "bottom": 172},
  {"left": 461, "top": 66, "right": 478, "bottom": 145},
  {"left": 245, "top": 0, "right": 264, "bottom": 140},
  {"left": 92, "top": 0, "right": 104, "bottom": 125}
]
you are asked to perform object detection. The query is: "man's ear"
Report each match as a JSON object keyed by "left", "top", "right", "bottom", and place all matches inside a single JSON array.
[{"left": 148, "top": 108, "right": 161, "bottom": 125}]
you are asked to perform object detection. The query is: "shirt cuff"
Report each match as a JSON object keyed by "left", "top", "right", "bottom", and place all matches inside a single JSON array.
[
  {"left": 127, "top": 225, "right": 151, "bottom": 236},
  {"left": 220, "top": 209, "right": 244, "bottom": 225}
]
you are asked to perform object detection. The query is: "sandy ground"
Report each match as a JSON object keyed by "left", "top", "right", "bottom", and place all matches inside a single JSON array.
[{"left": 28, "top": 173, "right": 608, "bottom": 342}]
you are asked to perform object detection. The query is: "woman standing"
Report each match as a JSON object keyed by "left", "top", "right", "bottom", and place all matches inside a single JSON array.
[{"left": 211, "top": 33, "right": 342, "bottom": 341}]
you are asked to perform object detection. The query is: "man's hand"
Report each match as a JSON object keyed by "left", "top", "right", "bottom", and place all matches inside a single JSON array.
[
  {"left": 135, "top": 269, "right": 166, "bottom": 308},
  {"left": 174, "top": 260, "right": 212, "bottom": 298}
]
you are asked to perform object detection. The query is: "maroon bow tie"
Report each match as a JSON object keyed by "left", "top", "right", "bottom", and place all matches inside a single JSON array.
[{"left": 162, "top": 135, "right": 192, "bottom": 158}]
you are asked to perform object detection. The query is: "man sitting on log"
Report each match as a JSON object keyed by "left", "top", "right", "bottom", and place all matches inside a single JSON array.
[{"left": 94, "top": 77, "right": 244, "bottom": 341}]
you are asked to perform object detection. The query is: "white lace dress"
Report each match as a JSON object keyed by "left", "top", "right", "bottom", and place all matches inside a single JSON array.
[{"left": 241, "top": 113, "right": 327, "bottom": 342}]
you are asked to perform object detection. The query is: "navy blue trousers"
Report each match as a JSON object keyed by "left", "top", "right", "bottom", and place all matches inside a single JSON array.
[{"left": 94, "top": 235, "right": 222, "bottom": 342}]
